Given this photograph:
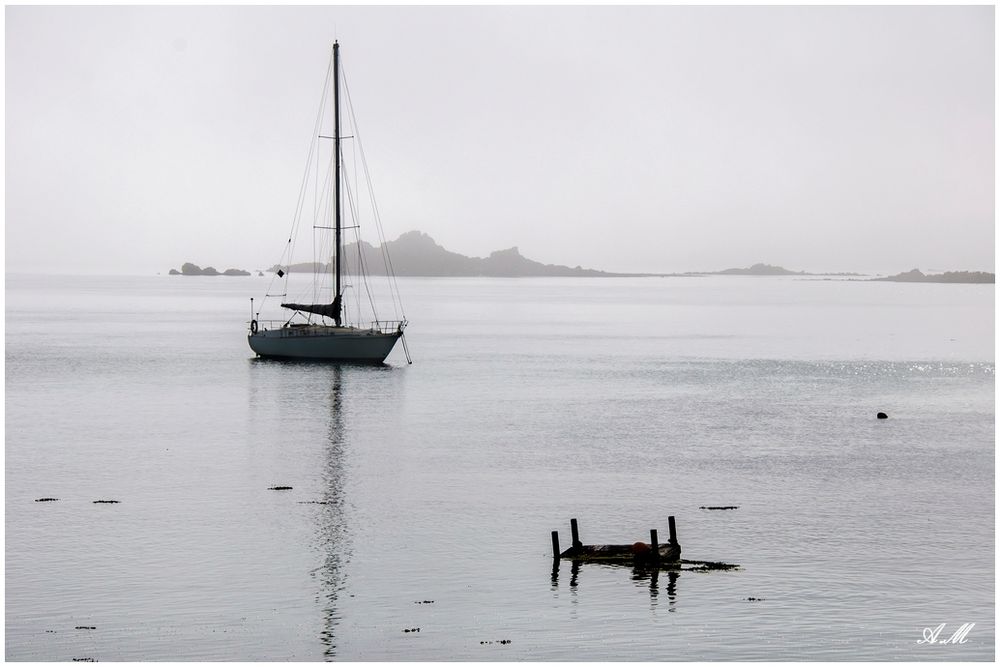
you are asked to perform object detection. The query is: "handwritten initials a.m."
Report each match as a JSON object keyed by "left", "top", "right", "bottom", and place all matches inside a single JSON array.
[{"left": 918, "top": 622, "right": 975, "bottom": 645}]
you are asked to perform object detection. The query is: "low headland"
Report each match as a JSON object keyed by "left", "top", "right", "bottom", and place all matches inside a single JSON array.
[
  {"left": 685, "top": 263, "right": 862, "bottom": 277},
  {"left": 869, "top": 268, "right": 994, "bottom": 284}
]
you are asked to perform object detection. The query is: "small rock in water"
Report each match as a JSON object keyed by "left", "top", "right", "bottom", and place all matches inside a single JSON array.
[
  {"left": 268, "top": 486, "right": 293, "bottom": 491},
  {"left": 877, "top": 412, "right": 888, "bottom": 419},
  {"left": 92, "top": 500, "right": 120, "bottom": 504},
  {"left": 35, "top": 498, "right": 59, "bottom": 502}
]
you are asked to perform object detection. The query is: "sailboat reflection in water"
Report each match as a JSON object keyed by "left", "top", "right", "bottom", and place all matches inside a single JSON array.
[{"left": 248, "top": 42, "right": 409, "bottom": 363}]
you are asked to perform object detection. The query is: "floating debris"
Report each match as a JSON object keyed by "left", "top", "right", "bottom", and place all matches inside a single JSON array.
[
  {"left": 481, "top": 640, "right": 512, "bottom": 645},
  {"left": 75, "top": 626, "right": 96, "bottom": 630},
  {"left": 746, "top": 597, "right": 765, "bottom": 602},
  {"left": 414, "top": 600, "right": 435, "bottom": 605},
  {"left": 297, "top": 500, "right": 328, "bottom": 504},
  {"left": 92, "top": 500, "right": 119, "bottom": 504},
  {"left": 35, "top": 498, "right": 59, "bottom": 502},
  {"left": 402, "top": 627, "right": 421, "bottom": 633},
  {"left": 700, "top": 506, "right": 739, "bottom": 510},
  {"left": 72, "top": 659, "right": 96, "bottom": 662},
  {"left": 268, "top": 486, "right": 293, "bottom": 491}
]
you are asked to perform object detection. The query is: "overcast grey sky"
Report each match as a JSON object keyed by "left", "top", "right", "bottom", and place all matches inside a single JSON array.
[{"left": 5, "top": 5, "right": 994, "bottom": 274}]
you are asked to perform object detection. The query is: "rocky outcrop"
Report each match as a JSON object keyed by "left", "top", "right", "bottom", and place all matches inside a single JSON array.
[
  {"left": 269, "top": 231, "right": 626, "bottom": 277},
  {"left": 171, "top": 263, "right": 250, "bottom": 276}
]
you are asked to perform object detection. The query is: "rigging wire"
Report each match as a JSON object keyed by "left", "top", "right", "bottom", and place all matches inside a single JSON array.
[
  {"left": 340, "top": 150, "right": 379, "bottom": 323},
  {"left": 260, "top": 53, "right": 334, "bottom": 314},
  {"left": 341, "top": 67, "right": 406, "bottom": 323},
  {"left": 311, "top": 153, "right": 335, "bottom": 315}
]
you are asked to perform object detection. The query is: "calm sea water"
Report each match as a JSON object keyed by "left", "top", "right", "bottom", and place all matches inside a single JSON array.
[{"left": 5, "top": 273, "right": 994, "bottom": 661}]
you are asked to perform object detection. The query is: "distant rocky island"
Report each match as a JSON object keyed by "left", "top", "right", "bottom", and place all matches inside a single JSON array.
[
  {"left": 689, "top": 263, "right": 862, "bottom": 277},
  {"left": 714, "top": 263, "right": 805, "bottom": 276},
  {"left": 269, "top": 231, "right": 636, "bottom": 278},
  {"left": 871, "top": 269, "right": 994, "bottom": 284},
  {"left": 169, "top": 262, "right": 253, "bottom": 277}
]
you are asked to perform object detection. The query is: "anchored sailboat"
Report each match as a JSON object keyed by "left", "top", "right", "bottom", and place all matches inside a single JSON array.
[{"left": 248, "top": 42, "right": 409, "bottom": 362}]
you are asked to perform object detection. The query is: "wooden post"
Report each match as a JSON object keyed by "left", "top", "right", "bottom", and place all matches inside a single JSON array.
[
  {"left": 650, "top": 529, "right": 660, "bottom": 563},
  {"left": 667, "top": 516, "right": 678, "bottom": 545},
  {"left": 570, "top": 518, "right": 581, "bottom": 549},
  {"left": 551, "top": 531, "right": 560, "bottom": 559}
]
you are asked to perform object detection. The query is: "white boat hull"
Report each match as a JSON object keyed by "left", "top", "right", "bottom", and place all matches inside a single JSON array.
[{"left": 247, "top": 325, "right": 402, "bottom": 362}]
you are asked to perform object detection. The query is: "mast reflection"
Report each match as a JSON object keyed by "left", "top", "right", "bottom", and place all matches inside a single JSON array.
[{"left": 314, "top": 365, "right": 347, "bottom": 659}]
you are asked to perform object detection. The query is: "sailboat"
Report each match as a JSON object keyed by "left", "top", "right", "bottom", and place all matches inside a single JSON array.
[{"left": 247, "top": 42, "right": 408, "bottom": 362}]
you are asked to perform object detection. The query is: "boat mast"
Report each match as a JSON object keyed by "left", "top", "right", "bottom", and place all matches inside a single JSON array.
[{"left": 333, "top": 41, "right": 343, "bottom": 327}]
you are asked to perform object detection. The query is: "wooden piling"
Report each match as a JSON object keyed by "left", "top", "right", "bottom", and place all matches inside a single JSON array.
[{"left": 548, "top": 516, "right": 700, "bottom": 567}]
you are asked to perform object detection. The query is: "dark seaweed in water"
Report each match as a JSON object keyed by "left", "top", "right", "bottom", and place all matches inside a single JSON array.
[
  {"left": 268, "top": 486, "right": 293, "bottom": 491},
  {"left": 680, "top": 559, "right": 741, "bottom": 572},
  {"left": 92, "top": 500, "right": 119, "bottom": 504},
  {"left": 700, "top": 506, "right": 739, "bottom": 510},
  {"left": 34, "top": 498, "right": 59, "bottom": 502}
]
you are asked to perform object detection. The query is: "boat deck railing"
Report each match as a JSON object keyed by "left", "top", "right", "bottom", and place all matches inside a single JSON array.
[
  {"left": 249, "top": 320, "right": 286, "bottom": 333},
  {"left": 371, "top": 320, "right": 406, "bottom": 334},
  {"left": 249, "top": 319, "right": 405, "bottom": 334}
]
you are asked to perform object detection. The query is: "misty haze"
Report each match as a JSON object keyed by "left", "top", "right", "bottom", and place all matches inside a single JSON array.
[{"left": 5, "top": 5, "right": 994, "bottom": 275}]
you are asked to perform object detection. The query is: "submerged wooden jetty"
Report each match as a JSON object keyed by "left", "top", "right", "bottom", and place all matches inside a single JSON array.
[{"left": 551, "top": 516, "right": 739, "bottom": 572}]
